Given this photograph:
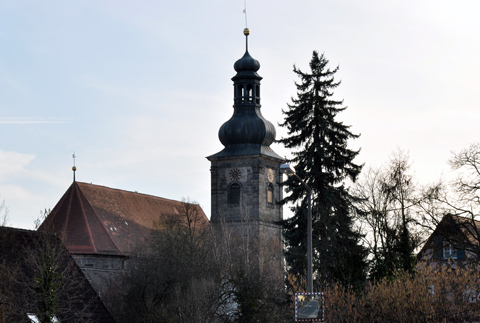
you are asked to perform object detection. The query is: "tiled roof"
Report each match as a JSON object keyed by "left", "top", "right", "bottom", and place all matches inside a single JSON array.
[
  {"left": 0, "top": 227, "right": 116, "bottom": 322},
  {"left": 39, "top": 182, "right": 209, "bottom": 256}
]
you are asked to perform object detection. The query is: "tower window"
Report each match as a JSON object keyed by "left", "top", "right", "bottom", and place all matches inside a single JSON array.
[
  {"left": 229, "top": 183, "right": 241, "bottom": 205},
  {"left": 240, "top": 86, "right": 245, "bottom": 103},
  {"left": 267, "top": 184, "right": 274, "bottom": 206},
  {"left": 247, "top": 84, "right": 253, "bottom": 102}
]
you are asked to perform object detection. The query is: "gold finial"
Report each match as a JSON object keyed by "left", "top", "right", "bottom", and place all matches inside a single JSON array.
[
  {"left": 243, "top": 28, "right": 250, "bottom": 36},
  {"left": 72, "top": 166, "right": 77, "bottom": 171}
]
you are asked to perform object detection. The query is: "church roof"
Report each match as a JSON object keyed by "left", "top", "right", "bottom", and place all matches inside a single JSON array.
[{"left": 39, "top": 181, "right": 209, "bottom": 256}]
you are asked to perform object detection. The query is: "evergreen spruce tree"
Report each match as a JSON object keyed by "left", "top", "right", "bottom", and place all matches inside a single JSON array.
[{"left": 279, "top": 51, "right": 367, "bottom": 288}]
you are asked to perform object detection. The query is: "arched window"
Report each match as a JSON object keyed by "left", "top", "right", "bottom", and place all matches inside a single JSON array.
[
  {"left": 239, "top": 86, "right": 245, "bottom": 103},
  {"left": 229, "top": 183, "right": 241, "bottom": 205},
  {"left": 256, "top": 85, "right": 260, "bottom": 104},
  {"left": 267, "top": 184, "right": 274, "bottom": 206},
  {"left": 237, "top": 85, "right": 243, "bottom": 103}
]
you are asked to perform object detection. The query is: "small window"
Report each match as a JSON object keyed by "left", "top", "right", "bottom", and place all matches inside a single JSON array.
[
  {"left": 443, "top": 240, "right": 457, "bottom": 259},
  {"left": 229, "top": 183, "right": 241, "bottom": 205}
]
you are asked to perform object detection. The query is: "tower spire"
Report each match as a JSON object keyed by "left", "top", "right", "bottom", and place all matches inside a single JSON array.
[{"left": 207, "top": 28, "right": 281, "bottom": 160}]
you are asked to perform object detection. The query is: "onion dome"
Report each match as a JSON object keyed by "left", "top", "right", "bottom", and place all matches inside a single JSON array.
[
  {"left": 207, "top": 29, "right": 282, "bottom": 160},
  {"left": 218, "top": 107, "right": 276, "bottom": 147},
  {"left": 234, "top": 51, "right": 260, "bottom": 73},
  {"left": 232, "top": 28, "right": 261, "bottom": 79}
]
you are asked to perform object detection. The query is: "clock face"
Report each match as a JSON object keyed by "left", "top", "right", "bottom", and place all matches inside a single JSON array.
[
  {"left": 229, "top": 168, "right": 242, "bottom": 181},
  {"left": 267, "top": 169, "right": 274, "bottom": 182}
]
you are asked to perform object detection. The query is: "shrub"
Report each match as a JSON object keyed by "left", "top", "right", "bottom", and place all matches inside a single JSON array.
[{"left": 321, "top": 265, "right": 480, "bottom": 323}]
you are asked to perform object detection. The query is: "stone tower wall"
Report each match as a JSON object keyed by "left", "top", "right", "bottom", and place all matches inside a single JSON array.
[{"left": 209, "top": 154, "right": 283, "bottom": 225}]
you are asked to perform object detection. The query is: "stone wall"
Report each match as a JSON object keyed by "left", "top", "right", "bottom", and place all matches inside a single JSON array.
[{"left": 72, "top": 254, "right": 127, "bottom": 297}]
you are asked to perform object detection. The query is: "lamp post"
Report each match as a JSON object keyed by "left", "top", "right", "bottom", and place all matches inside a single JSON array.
[{"left": 280, "top": 164, "right": 313, "bottom": 293}]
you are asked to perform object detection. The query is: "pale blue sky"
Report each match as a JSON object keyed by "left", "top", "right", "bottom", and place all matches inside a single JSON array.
[{"left": 1, "top": 0, "right": 480, "bottom": 229}]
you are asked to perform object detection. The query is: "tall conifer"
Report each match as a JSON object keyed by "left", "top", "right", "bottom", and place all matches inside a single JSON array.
[{"left": 279, "top": 51, "right": 367, "bottom": 288}]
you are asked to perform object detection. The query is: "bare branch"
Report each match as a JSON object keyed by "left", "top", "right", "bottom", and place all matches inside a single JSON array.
[{"left": 0, "top": 197, "right": 10, "bottom": 227}]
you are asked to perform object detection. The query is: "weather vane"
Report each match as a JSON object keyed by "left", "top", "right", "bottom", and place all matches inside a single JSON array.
[
  {"left": 72, "top": 152, "right": 77, "bottom": 182},
  {"left": 243, "top": 1, "right": 248, "bottom": 28}
]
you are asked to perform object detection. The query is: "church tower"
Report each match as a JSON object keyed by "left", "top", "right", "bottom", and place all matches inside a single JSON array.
[{"left": 207, "top": 29, "right": 284, "bottom": 244}]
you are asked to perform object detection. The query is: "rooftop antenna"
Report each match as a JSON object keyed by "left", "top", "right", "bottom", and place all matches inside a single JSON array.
[{"left": 72, "top": 152, "right": 77, "bottom": 182}]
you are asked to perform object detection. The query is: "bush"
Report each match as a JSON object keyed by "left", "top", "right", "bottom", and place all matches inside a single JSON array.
[{"left": 322, "top": 265, "right": 480, "bottom": 323}]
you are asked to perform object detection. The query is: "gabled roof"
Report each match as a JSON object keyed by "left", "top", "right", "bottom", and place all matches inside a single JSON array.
[
  {"left": 39, "top": 181, "right": 209, "bottom": 256},
  {"left": 0, "top": 227, "right": 116, "bottom": 322},
  {"left": 418, "top": 214, "right": 480, "bottom": 259}
]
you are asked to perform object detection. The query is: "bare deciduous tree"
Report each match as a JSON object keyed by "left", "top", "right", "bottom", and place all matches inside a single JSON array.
[
  {"left": 109, "top": 199, "right": 290, "bottom": 323},
  {"left": 0, "top": 228, "right": 100, "bottom": 322},
  {"left": 354, "top": 150, "right": 423, "bottom": 279},
  {"left": 419, "top": 143, "right": 480, "bottom": 260},
  {"left": 108, "top": 198, "right": 230, "bottom": 323},
  {"left": 0, "top": 196, "right": 10, "bottom": 227}
]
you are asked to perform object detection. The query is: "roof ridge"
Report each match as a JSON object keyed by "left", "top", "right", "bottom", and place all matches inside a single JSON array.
[
  {"left": 74, "top": 183, "right": 97, "bottom": 253},
  {"left": 2, "top": 226, "right": 37, "bottom": 234},
  {"left": 63, "top": 181, "right": 75, "bottom": 235},
  {"left": 38, "top": 182, "right": 76, "bottom": 232},
  {"left": 449, "top": 213, "right": 480, "bottom": 225},
  {"left": 76, "top": 181, "right": 192, "bottom": 205}
]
